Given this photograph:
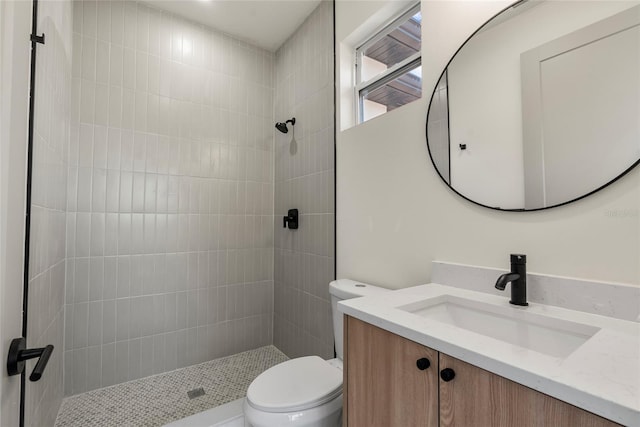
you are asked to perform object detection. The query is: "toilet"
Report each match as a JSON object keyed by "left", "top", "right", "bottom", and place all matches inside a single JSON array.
[{"left": 243, "top": 279, "right": 389, "bottom": 427}]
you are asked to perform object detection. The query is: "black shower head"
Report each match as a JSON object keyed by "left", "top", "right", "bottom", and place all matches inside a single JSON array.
[
  {"left": 275, "top": 117, "right": 296, "bottom": 134},
  {"left": 275, "top": 122, "right": 288, "bottom": 133}
]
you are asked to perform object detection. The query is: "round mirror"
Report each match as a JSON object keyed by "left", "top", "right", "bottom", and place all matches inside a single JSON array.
[{"left": 426, "top": 1, "right": 640, "bottom": 211}]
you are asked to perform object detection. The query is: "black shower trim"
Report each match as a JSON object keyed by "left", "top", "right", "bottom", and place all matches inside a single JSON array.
[{"left": 20, "top": 0, "right": 45, "bottom": 425}]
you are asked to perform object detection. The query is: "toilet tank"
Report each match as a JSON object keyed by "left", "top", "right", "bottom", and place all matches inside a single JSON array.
[{"left": 329, "top": 279, "right": 389, "bottom": 360}]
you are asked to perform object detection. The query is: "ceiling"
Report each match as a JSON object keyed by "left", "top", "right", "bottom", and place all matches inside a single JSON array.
[{"left": 142, "top": 0, "right": 322, "bottom": 52}]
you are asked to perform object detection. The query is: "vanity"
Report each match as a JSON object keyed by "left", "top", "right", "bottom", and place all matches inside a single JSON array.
[{"left": 338, "top": 284, "right": 639, "bottom": 427}]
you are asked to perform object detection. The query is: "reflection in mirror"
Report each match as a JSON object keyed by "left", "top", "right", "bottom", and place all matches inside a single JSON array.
[{"left": 426, "top": 1, "right": 640, "bottom": 211}]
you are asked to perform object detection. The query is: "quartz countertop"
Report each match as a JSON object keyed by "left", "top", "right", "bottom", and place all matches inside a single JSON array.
[{"left": 338, "top": 283, "right": 640, "bottom": 426}]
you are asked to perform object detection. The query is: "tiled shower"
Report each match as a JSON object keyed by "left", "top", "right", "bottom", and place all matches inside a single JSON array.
[
  {"left": 24, "top": 1, "right": 335, "bottom": 425},
  {"left": 274, "top": 2, "right": 335, "bottom": 359}
]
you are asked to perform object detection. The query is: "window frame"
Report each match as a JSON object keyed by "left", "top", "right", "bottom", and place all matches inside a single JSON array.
[{"left": 355, "top": 2, "right": 422, "bottom": 123}]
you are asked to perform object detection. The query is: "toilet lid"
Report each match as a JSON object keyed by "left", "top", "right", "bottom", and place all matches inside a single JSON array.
[{"left": 246, "top": 356, "right": 342, "bottom": 413}]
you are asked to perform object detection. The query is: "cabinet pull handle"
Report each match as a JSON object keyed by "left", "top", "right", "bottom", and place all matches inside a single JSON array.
[
  {"left": 416, "top": 357, "right": 430, "bottom": 370},
  {"left": 440, "top": 368, "right": 456, "bottom": 382}
]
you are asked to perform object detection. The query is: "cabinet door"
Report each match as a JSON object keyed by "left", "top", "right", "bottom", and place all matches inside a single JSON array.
[
  {"left": 345, "top": 316, "right": 438, "bottom": 427},
  {"left": 439, "top": 353, "right": 621, "bottom": 427}
]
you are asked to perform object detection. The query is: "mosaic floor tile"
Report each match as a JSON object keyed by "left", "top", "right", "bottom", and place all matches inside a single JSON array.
[{"left": 54, "top": 346, "right": 288, "bottom": 427}]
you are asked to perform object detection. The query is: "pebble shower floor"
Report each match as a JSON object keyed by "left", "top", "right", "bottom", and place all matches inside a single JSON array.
[{"left": 54, "top": 346, "right": 288, "bottom": 426}]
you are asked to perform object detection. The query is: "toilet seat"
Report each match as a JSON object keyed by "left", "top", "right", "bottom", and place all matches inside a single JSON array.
[{"left": 246, "top": 356, "right": 343, "bottom": 413}]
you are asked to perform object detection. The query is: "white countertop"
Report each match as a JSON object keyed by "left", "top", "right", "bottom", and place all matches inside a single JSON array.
[{"left": 338, "top": 283, "right": 640, "bottom": 426}]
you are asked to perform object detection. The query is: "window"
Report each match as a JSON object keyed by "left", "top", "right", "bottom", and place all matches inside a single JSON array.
[{"left": 356, "top": 4, "right": 422, "bottom": 123}]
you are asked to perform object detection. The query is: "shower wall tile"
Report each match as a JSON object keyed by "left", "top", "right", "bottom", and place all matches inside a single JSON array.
[
  {"left": 273, "top": 1, "right": 335, "bottom": 359},
  {"left": 26, "top": 0, "right": 73, "bottom": 426},
  {"left": 66, "top": 0, "right": 275, "bottom": 395}
]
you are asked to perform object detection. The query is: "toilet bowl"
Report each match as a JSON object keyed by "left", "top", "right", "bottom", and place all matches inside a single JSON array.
[{"left": 243, "top": 279, "right": 389, "bottom": 427}]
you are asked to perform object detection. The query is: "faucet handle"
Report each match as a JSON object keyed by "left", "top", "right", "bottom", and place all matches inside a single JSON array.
[{"left": 511, "top": 254, "right": 526, "bottom": 264}]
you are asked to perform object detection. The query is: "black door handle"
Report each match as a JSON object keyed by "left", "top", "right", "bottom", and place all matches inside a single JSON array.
[{"left": 7, "top": 337, "right": 54, "bottom": 382}]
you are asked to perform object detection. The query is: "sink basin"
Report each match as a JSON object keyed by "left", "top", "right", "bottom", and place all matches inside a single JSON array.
[{"left": 398, "top": 295, "right": 600, "bottom": 358}]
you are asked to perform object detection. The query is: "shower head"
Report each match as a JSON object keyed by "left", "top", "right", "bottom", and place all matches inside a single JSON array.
[
  {"left": 275, "top": 117, "right": 296, "bottom": 134},
  {"left": 275, "top": 122, "right": 288, "bottom": 133}
]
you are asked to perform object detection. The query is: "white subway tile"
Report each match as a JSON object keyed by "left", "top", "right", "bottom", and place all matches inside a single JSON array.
[
  {"left": 119, "top": 171, "right": 133, "bottom": 213},
  {"left": 107, "top": 128, "right": 121, "bottom": 170},
  {"left": 147, "top": 94, "right": 159, "bottom": 134},
  {"left": 73, "top": 0, "right": 84, "bottom": 34},
  {"left": 109, "top": 44, "right": 123, "bottom": 87},
  {"left": 134, "top": 91, "right": 147, "bottom": 132},
  {"left": 128, "top": 338, "right": 141, "bottom": 380},
  {"left": 72, "top": 348, "right": 88, "bottom": 394},
  {"left": 64, "top": 304, "right": 74, "bottom": 351},
  {"left": 110, "top": 1, "right": 124, "bottom": 46},
  {"left": 108, "top": 86, "right": 122, "bottom": 128},
  {"left": 164, "top": 293, "right": 176, "bottom": 332},
  {"left": 132, "top": 172, "right": 145, "bottom": 212},
  {"left": 73, "top": 302, "right": 89, "bottom": 348},
  {"left": 159, "top": 13, "right": 172, "bottom": 60},
  {"left": 122, "top": 47, "right": 136, "bottom": 90},
  {"left": 87, "top": 345, "right": 102, "bottom": 391},
  {"left": 175, "top": 292, "right": 187, "bottom": 330},
  {"left": 89, "top": 256, "right": 104, "bottom": 301},
  {"left": 117, "top": 256, "right": 130, "bottom": 298},
  {"left": 105, "top": 213, "right": 119, "bottom": 256},
  {"left": 114, "top": 340, "right": 129, "bottom": 384},
  {"left": 96, "top": 40, "right": 110, "bottom": 85},
  {"left": 73, "top": 33, "right": 83, "bottom": 78},
  {"left": 102, "top": 300, "right": 116, "bottom": 344},
  {"left": 120, "top": 130, "right": 134, "bottom": 171},
  {"left": 131, "top": 213, "right": 144, "bottom": 254},
  {"left": 135, "top": 51, "right": 148, "bottom": 92},
  {"left": 97, "top": 0, "right": 111, "bottom": 42},
  {"left": 91, "top": 168, "right": 107, "bottom": 212},
  {"left": 88, "top": 301, "right": 103, "bottom": 346},
  {"left": 93, "top": 125, "right": 108, "bottom": 169},
  {"left": 143, "top": 213, "right": 156, "bottom": 254},
  {"left": 136, "top": 4, "right": 149, "bottom": 53},
  {"left": 80, "top": 79, "right": 96, "bottom": 124},
  {"left": 75, "top": 213, "right": 91, "bottom": 258},
  {"left": 82, "top": 0, "right": 97, "bottom": 39},
  {"left": 118, "top": 213, "right": 131, "bottom": 255},
  {"left": 139, "top": 336, "right": 153, "bottom": 377},
  {"left": 67, "top": 167, "right": 78, "bottom": 213},
  {"left": 122, "top": 1, "right": 137, "bottom": 50},
  {"left": 148, "top": 55, "right": 159, "bottom": 95},
  {"left": 81, "top": 36, "right": 97, "bottom": 81},
  {"left": 72, "top": 258, "right": 87, "bottom": 305},
  {"left": 89, "top": 212, "right": 105, "bottom": 257},
  {"left": 101, "top": 342, "right": 116, "bottom": 387},
  {"left": 129, "top": 297, "right": 142, "bottom": 338},
  {"left": 152, "top": 334, "right": 165, "bottom": 374},
  {"left": 148, "top": 8, "right": 161, "bottom": 57},
  {"left": 104, "top": 256, "right": 118, "bottom": 299},
  {"left": 121, "top": 89, "right": 135, "bottom": 130}
]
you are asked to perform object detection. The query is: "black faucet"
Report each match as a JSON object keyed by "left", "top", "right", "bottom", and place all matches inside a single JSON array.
[{"left": 495, "top": 254, "right": 528, "bottom": 306}]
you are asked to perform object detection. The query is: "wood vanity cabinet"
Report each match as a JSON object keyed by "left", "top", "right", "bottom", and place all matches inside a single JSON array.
[{"left": 343, "top": 316, "right": 620, "bottom": 427}]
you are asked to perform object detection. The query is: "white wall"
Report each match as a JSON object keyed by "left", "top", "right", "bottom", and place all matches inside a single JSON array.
[{"left": 336, "top": 0, "right": 640, "bottom": 288}]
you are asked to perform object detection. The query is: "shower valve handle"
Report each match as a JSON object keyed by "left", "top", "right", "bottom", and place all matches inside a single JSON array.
[
  {"left": 7, "top": 337, "right": 54, "bottom": 382},
  {"left": 283, "top": 209, "right": 299, "bottom": 230}
]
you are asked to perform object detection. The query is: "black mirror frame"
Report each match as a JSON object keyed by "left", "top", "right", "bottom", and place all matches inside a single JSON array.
[{"left": 424, "top": 0, "right": 640, "bottom": 212}]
